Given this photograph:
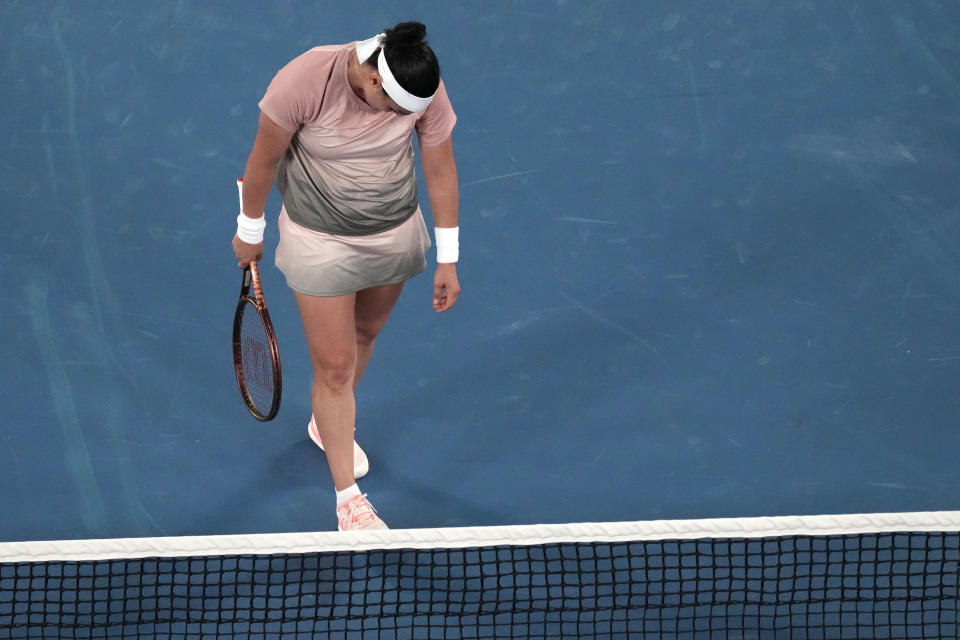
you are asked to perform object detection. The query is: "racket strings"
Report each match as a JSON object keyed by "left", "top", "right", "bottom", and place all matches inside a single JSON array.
[{"left": 239, "top": 302, "right": 276, "bottom": 413}]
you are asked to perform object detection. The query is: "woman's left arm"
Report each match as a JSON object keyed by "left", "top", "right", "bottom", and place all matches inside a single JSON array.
[{"left": 420, "top": 135, "right": 461, "bottom": 312}]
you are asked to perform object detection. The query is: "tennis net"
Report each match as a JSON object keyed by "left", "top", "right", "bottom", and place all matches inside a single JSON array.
[{"left": 1, "top": 511, "right": 958, "bottom": 639}]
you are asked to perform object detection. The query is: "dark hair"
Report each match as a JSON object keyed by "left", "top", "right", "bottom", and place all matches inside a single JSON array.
[{"left": 364, "top": 21, "right": 440, "bottom": 98}]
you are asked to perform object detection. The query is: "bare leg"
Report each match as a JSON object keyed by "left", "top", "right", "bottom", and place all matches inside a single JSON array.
[
  {"left": 353, "top": 282, "right": 406, "bottom": 391},
  {"left": 296, "top": 283, "right": 405, "bottom": 490},
  {"left": 294, "top": 291, "right": 357, "bottom": 491}
]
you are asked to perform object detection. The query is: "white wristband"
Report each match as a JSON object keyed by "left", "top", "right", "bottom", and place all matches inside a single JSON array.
[
  {"left": 236, "top": 213, "right": 266, "bottom": 244},
  {"left": 435, "top": 226, "right": 459, "bottom": 263}
]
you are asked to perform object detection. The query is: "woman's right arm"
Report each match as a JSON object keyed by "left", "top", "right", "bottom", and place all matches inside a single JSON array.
[{"left": 233, "top": 112, "right": 295, "bottom": 266}]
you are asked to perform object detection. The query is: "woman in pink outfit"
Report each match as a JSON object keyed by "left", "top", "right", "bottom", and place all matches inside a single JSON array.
[{"left": 232, "top": 22, "right": 461, "bottom": 531}]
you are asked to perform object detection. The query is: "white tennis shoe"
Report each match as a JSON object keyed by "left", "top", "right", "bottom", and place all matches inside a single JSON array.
[
  {"left": 308, "top": 416, "right": 370, "bottom": 479},
  {"left": 337, "top": 494, "right": 388, "bottom": 531}
]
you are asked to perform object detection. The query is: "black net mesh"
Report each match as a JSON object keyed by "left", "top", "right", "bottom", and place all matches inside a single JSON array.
[{"left": 2, "top": 531, "right": 958, "bottom": 639}]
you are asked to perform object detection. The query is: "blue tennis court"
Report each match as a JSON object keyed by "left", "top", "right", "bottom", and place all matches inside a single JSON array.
[{"left": 2, "top": 0, "right": 960, "bottom": 547}]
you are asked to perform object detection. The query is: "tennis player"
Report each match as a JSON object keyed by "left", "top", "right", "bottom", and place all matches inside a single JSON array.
[{"left": 232, "top": 22, "right": 460, "bottom": 531}]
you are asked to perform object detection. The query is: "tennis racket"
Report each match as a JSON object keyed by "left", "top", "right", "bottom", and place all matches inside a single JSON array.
[{"left": 232, "top": 178, "right": 282, "bottom": 421}]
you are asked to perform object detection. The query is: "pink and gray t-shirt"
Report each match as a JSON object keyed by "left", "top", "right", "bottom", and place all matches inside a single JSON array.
[{"left": 259, "top": 43, "right": 457, "bottom": 236}]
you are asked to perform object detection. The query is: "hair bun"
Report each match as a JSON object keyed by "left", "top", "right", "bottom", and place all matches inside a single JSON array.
[{"left": 384, "top": 21, "right": 426, "bottom": 47}]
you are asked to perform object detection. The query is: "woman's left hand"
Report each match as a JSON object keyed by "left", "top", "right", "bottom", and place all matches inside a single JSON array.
[{"left": 433, "top": 263, "right": 461, "bottom": 312}]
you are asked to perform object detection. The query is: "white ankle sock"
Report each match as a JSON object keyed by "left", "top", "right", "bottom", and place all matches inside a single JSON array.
[{"left": 336, "top": 483, "right": 361, "bottom": 507}]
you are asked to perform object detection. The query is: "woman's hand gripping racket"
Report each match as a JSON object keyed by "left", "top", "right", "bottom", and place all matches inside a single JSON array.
[{"left": 232, "top": 178, "right": 282, "bottom": 421}]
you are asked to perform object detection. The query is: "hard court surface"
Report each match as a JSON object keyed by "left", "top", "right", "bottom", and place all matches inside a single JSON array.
[{"left": 2, "top": 1, "right": 959, "bottom": 542}]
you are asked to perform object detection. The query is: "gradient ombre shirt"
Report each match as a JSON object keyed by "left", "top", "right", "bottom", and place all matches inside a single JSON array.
[{"left": 259, "top": 43, "right": 457, "bottom": 236}]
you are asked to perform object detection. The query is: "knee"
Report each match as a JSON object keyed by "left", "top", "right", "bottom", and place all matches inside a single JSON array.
[
  {"left": 355, "top": 323, "right": 380, "bottom": 348},
  {"left": 312, "top": 356, "right": 354, "bottom": 391}
]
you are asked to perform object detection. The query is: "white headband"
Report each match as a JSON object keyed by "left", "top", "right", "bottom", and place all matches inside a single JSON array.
[{"left": 355, "top": 33, "right": 436, "bottom": 113}]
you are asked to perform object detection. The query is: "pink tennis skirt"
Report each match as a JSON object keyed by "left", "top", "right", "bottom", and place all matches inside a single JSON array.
[{"left": 274, "top": 206, "right": 431, "bottom": 297}]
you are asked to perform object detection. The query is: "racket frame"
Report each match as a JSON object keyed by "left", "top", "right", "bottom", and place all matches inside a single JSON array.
[{"left": 232, "top": 259, "right": 282, "bottom": 421}]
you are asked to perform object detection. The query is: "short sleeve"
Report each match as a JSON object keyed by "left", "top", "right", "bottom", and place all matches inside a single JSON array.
[
  {"left": 258, "top": 50, "right": 332, "bottom": 133},
  {"left": 415, "top": 79, "right": 457, "bottom": 147}
]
